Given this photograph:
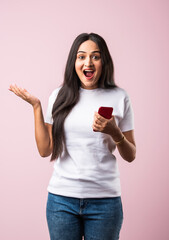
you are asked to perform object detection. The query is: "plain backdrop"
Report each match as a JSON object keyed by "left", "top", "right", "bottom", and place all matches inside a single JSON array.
[{"left": 1, "top": 0, "right": 169, "bottom": 239}]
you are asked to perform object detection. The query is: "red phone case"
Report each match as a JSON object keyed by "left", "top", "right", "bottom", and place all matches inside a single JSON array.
[{"left": 98, "top": 107, "right": 113, "bottom": 119}]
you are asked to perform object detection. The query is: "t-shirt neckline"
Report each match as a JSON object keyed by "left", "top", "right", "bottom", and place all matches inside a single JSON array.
[{"left": 80, "top": 87, "right": 100, "bottom": 92}]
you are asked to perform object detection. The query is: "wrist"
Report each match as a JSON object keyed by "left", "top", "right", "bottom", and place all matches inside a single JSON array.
[
  {"left": 33, "top": 100, "right": 41, "bottom": 110},
  {"left": 111, "top": 127, "right": 124, "bottom": 143},
  {"left": 113, "top": 134, "right": 125, "bottom": 145}
]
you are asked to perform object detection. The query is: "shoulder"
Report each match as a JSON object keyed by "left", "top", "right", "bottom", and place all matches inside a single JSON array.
[
  {"left": 50, "top": 87, "right": 61, "bottom": 97},
  {"left": 48, "top": 87, "right": 61, "bottom": 101},
  {"left": 113, "top": 87, "right": 128, "bottom": 95},
  {"left": 102, "top": 87, "right": 129, "bottom": 99},
  {"left": 46, "top": 87, "right": 62, "bottom": 108}
]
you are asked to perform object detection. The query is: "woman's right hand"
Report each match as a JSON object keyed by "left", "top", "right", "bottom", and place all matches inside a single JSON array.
[
  {"left": 9, "top": 84, "right": 40, "bottom": 108},
  {"left": 9, "top": 84, "right": 52, "bottom": 157}
]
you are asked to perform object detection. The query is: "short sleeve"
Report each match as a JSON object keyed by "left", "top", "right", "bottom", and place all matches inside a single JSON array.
[
  {"left": 45, "top": 88, "right": 60, "bottom": 124},
  {"left": 118, "top": 93, "right": 134, "bottom": 132}
]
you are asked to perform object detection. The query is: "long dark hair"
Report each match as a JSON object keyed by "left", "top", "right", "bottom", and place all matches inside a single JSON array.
[{"left": 51, "top": 33, "right": 117, "bottom": 161}]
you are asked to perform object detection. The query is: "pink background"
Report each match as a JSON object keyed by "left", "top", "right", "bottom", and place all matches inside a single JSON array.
[{"left": 1, "top": 0, "right": 169, "bottom": 239}]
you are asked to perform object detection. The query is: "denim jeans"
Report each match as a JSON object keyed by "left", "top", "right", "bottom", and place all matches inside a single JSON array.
[{"left": 46, "top": 192, "right": 123, "bottom": 240}]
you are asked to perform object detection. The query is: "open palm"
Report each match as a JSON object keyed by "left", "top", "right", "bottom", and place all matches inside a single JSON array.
[{"left": 9, "top": 84, "right": 40, "bottom": 107}]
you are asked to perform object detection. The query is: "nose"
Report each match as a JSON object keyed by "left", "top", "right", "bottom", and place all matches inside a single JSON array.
[{"left": 84, "top": 56, "right": 93, "bottom": 67}]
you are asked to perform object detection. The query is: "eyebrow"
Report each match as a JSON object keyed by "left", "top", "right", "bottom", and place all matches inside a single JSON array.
[{"left": 77, "top": 51, "right": 101, "bottom": 54}]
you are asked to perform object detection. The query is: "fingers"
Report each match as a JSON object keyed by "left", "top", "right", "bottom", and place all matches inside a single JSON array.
[
  {"left": 94, "top": 112, "right": 105, "bottom": 123},
  {"left": 9, "top": 84, "right": 28, "bottom": 100},
  {"left": 93, "top": 112, "right": 106, "bottom": 131},
  {"left": 93, "top": 123, "right": 103, "bottom": 132},
  {"left": 93, "top": 112, "right": 115, "bottom": 132},
  {"left": 9, "top": 84, "right": 19, "bottom": 96}
]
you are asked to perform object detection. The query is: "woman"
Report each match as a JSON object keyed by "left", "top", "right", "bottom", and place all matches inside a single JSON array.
[{"left": 9, "top": 33, "right": 136, "bottom": 240}]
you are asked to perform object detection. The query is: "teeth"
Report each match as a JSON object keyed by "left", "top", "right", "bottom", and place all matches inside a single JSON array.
[{"left": 84, "top": 70, "right": 94, "bottom": 73}]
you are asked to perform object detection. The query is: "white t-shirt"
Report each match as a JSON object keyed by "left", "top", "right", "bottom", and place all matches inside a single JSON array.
[{"left": 45, "top": 87, "right": 134, "bottom": 198}]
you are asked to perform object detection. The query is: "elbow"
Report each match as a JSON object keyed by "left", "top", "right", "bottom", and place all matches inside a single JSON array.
[
  {"left": 40, "top": 153, "right": 50, "bottom": 158},
  {"left": 126, "top": 146, "right": 136, "bottom": 163},
  {"left": 126, "top": 153, "right": 136, "bottom": 163},
  {"left": 37, "top": 144, "right": 52, "bottom": 158},
  {"left": 39, "top": 149, "right": 52, "bottom": 158},
  {"left": 127, "top": 156, "right": 136, "bottom": 163}
]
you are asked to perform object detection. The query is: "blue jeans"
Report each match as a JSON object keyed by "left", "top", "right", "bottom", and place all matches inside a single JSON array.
[{"left": 46, "top": 192, "right": 123, "bottom": 240}]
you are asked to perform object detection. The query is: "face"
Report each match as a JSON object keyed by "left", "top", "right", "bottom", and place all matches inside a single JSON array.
[{"left": 75, "top": 40, "right": 102, "bottom": 90}]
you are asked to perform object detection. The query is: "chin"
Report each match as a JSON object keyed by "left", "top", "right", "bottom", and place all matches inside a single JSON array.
[
  {"left": 81, "top": 79, "right": 98, "bottom": 89},
  {"left": 83, "top": 84, "right": 98, "bottom": 90}
]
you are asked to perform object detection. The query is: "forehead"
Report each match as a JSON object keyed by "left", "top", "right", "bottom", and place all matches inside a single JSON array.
[{"left": 77, "top": 40, "right": 100, "bottom": 52}]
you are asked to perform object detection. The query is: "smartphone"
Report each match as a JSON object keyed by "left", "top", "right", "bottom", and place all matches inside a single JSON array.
[{"left": 98, "top": 107, "right": 113, "bottom": 119}]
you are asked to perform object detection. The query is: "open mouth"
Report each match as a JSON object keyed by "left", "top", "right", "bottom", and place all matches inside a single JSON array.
[{"left": 83, "top": 70, "right": 95, "bottom": 79}]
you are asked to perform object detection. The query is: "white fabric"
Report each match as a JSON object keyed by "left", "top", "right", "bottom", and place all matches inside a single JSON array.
[{"left": 45, "top": 87, "right": 134, "bottom": 198}]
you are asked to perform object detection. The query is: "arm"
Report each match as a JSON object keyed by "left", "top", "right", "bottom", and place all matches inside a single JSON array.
[
  {"left": 110, "top": 127, "right": 136, "bottom": 162},
  {"left": 93, "top": 112, "right": 136, "bottom": 163},
  {"left": 9, "top": 84, "right": 53, "bottom": 157},
  {"left": 33, "top": 103, "right": 53, "bottom": 157}
]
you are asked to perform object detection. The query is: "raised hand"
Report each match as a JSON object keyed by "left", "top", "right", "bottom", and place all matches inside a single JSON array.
[{"left": 9, "top": 84, "right": 40, "bottom": 108}]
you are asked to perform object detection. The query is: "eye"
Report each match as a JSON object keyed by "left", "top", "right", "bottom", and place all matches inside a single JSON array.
[
  {"left": 92, "top": 55, "right": 100, "bottom": 60},
  {"left": 77, "top": 55, "right": 85, "bottom": 60}
]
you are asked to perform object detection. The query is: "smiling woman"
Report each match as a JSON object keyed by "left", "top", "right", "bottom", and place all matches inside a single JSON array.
[{"left": 9, "top": 32, "right": 136, "bottom": 240}]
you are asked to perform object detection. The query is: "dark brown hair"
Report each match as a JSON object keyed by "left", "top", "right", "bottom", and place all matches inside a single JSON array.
[{"left": 51, "top": 33, "right": 117, "bottom": 161}]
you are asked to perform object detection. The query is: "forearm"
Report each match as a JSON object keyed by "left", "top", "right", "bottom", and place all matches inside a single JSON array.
[
  {"left": 111, "top": 128, "right": 136, "bottom": 163},
  {"left": 33, "top": 102, "right": 52, "bottom": 157},
  {"left": 9, "top": 84, "right": 52, "bottom": 157}
]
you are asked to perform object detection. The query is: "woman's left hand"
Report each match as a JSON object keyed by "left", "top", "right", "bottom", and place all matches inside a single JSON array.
[
  {"left": 92, "top": 112, "right": 136, "bottom": 162},
  {"left": 92, "top": 112, "right": 119, "bottom": 136}
]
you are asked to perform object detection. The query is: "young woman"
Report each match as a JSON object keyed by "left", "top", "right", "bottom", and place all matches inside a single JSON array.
[{"left": 9, "top": 33, "right": 136, "bottom": 240}]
